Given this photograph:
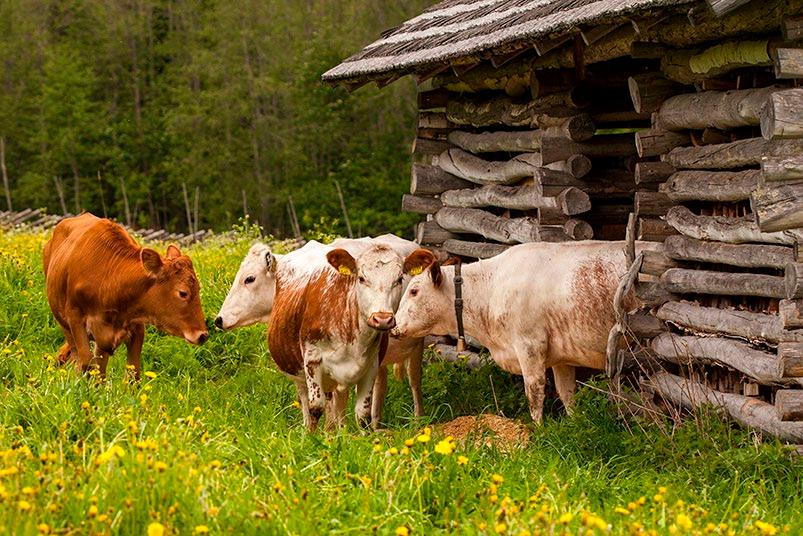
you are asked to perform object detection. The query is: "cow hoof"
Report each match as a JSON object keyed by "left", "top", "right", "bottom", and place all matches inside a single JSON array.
[{"left": 309, "top": 406, "right": 324, "bottom": 421}]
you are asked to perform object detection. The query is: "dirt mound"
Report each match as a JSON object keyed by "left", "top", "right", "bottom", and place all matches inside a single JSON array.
[{"left": 440, "top": 414, "right": 530, "bottom": 451}]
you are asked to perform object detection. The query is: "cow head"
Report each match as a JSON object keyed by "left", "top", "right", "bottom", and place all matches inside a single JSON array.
[
  {"left": 392, "top": 249, "right": 452, "bottom": 339},
  {"left": 141, "top": 244, "right": 208, "bottom": 345},
  {"left": 215, "top": 243, "right": 278, "bottom": 330},
  {"left": 327, "top": 244, "right": 404, "bottom": 331}
]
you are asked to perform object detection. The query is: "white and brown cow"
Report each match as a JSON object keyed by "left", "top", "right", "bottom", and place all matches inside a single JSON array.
[
  {"left": 265, "top": 241, "right": 405, "bottom": 430},
  {"left": 392, "top": 241, "right": 659, "bottom": 423},
  {"left": 215, "top": 236, "right": 426, "bottom": 427}
]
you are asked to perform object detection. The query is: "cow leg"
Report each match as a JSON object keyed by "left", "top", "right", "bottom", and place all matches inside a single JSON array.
[
  {"left": 125, "top": 324, "right": 145, "bottom": 381},
  {"left": 325, "top": 387, "right": 349, "bottom": 431},
  {"left": 65, "top": 309, "right": 93, "bottom": 374},
  {"left": 355, "top": 360, "right": 378, "bottom": 429},
  {"left": 371, "top": 365, "right": 388, "bottom": 429},
  {"left": 519, "top": 341, "right": 548, "bottom": 424},
  {"left": 293, "top": 380, "right": 315, "bottom": 431},
  {"left": 302, "top": 348, "right": 325, "bottom": 430},
  {"left": 407, "top": 341, "right": 425, "bottom": 418},
  {"left": 552, "top": 364, "right": 577, "bottom": 415}
]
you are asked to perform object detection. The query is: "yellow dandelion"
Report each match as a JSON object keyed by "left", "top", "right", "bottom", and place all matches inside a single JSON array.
[
  {"left": 387, "top": 447, "right": 399, "bottom": 455},
  {"left": 373, "top": 444, "right": 382, "bottom": 453},
  {"left": 495, "top": 522, "right": 507, "bottom": 534},
  {"left": 615, "top": 507, "right": 631, "bottom": 515},
  {"left": 291, "top": 401, "right": 301, "bottom": 408},
  {"left": 147, "top": 522, "right": 165, "bottom": 536},
  {"left": 395, "top": 527, "right": 409, "bottom": 536},
  {"left": 81, "top": 401, "right": 90, "bottom": 410},
  {"left": 404, "top": 438, "right": 415, "bottom": 447},
  {"left": 676, "top": 513, "right": 692, "bottom": 531},
  {"left": 457, "top": 455, "right": 468, "bottom": 465},
  {"left": 207, "top": 506, "right": 219, "bottom": 517},
  {"left": 18, "top": 500, "right": 32, "bottom": 512},
  {"left": 194, "top": 527, "right": 209, "bottom": 535},
  {"left": 401, "top": 447, "right": 410, "bottom": 455},
  {"left": 434, "top": 439, "right": 454, "bottom": 455},
  {"left": 359, "top": 475, "right": 372, "bottom": 489},
  {"left": 416, "top": 434, "right": 430, "bottom": 443},
  {"left": 154, "top": 461, "right": 168, "bottom": 473},
  {"left": 558, "top": 512, "right": 573, "bottom": 524},
  {"left": 97, "top": 514, "right": 108, "bottom": 523},
  {"left": 88, "top": 505, "right": 98, "bottom": 518},
  {"left": 144, "top": 371, "right": 157, "bottom": 379},
  {"left": 653, "top": 494, "right": 665, "bottom": 503},
  {"left": 754, "top": 521, "right": 778, "bottom": 536},
  {"left": 22, "top": 486, "right": 36, "bottom": 496},
  {"left": 36, "top": 523, "right": 50, "bottom": 534},
  {"left": 492, "top": 474, "right": 504, "bottom": 484}
]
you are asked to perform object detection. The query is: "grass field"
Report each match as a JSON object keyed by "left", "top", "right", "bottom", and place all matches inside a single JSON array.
[{"left": 0, "top": 228, "right": 800, "bottom": 535}]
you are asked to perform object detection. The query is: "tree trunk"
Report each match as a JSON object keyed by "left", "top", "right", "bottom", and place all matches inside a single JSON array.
[
  {"left": 661, "top": 40, "right": 772, "bottom": 84},
  {"left": 635, "top": 129, "right": 690, "bottom": 157},
  {"left": 441, "top": 184, "right": 590, "bottom": 214},
  {"left": 774, "top": 48, "right": 803, "bottom": 79},
  {"left": 0, "top": 137, "right": 11, "bottom": 211},
  {"left": 119, "top": 177, "right": 132, "bottom": 226},
  {"left": 446, "top": 94, "right": 579, "bottom": 128},
  {"left": 636, "top": 281, "right": 677, "bottom": 307},
  {"left": 534, "top": 114, "right": 595, "bottom": 141},
  {"left": 634, "top": 191, "right": 672, "bottom": 216},
  {"left": 652, "top": 332, "right": 799, "bottom": 386},
  {"left": 635, "top": 161, "right": 676, "bottom": 185},
  {"left": 655, "top": 86, "right": 780, "bottom": 130},
  {"left": 638, "top": 218, "right": 678, "bottom": 241},
  {"left": 417, "top": 220, "right": 457, "bottom": 246},
  {"left": 663, "top": 235, "right": 794, "bottom": 269},
  {"left": 780, "top": 300, "right": 803, "bottom": 329},
  {"left": 436, "top": 149, "right": 542, "bottom": 185},
  {"left": 411, "top": 164, "right": 473, "bottom": 195},
  {"left": 761, "top": 156, "right": 803, "bottom": 182},
  {"left": 442, "top": 239, "right": 510, "bottom": 259},
  {"left": 401, "top": 194, "right": 442, "bottom": 215},
  {"left": 786, "top": 263, "right": 803, "bottom": 299},
  {"left": 640, "top": 250, "right": 679, "bottom": 276},
  {"left": 541, "top": 135, "right": 637, "bottom": 164},
  {"left": 656, "top": 301, "right": 803, "bottom": 344},
  {"left": 661, "top": 268, "right": 786, "bottom": 298},
  {"left": 545, "top": 154, "right": 593, "bottom": 179},
  {"left": 661, "top": 169, "right": 760, "bottom": 202},
  {"left": 650, "top": 371, "right": 803, "bottom": 443},
  {"left": 627, "top": 311, "right": 667, "bottom": 338},
  {"left": 413, "top": 138, "right": 453, "bottom": 158},
  {"left": 775, "top": 390, "right": 803, "bottom": 421},
  {"left": 447, "top": 130, "right": 543, "bottom": 153},
  {"left": 751, "top": 182, "right": 803, "bottom": 232},
  {"left": 562, "top": 219, "right": 594, "bottom": 240},
  {"left": 665, "top": 205, "right": 803, "bottom": 245},
  {"left": 665, "top": 138, "right": 803, "bottom": 170},
  {"left": 434, "top": 207, "right": 571, "bottom": 244},
  {"left": 628, "top": 73, "right": 686, "bottom": 114},
  {"left": 778, "top": 342, "right": 803, "bottom": 377},
  {"left": 760, "top": 88, "right": 803, "bottom": 139}
]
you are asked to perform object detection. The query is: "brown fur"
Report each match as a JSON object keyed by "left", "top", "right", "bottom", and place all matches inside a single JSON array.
[{"left": 43, "top": 213, "right": 207, "bottom": 378}]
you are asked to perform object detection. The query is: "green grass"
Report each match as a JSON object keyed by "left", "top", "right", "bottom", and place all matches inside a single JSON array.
[{"left": 0, "top": 229, "right": 800, "bottom": 535}]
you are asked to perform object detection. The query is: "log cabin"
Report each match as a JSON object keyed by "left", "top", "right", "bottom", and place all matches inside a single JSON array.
[{"left": 322, "top": 0, "right": 803, "bottom": 444}]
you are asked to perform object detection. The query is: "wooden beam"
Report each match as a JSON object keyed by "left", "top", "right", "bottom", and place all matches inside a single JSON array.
[
  {"left": 660, "top": 268, "right": 786, "bottom": 298},
  {"left": 661, "top": 40, "right": 772, "bottom": 84},
  {"left": 665, "top": 138, "right": 803, "bottom": 170},
  {"left": 416, "top": 220, "right": 457, "bottom": 246},
  {"left": 780, "top": 300, "right": 803, "bottom": 329},
  {"left": 401, "top": 194, "right": 443, "bottom": 215},
  {"left": 442, "top": 239, "right": 509, "bottom": 259},
  {"left": 787, "top": 263, "right": 803, "bottom": 299},
  {"left": 651, "top": 371, "right": 803, "bottom": 443},
  {"left": 656, "top": 301, "right": 803, "bottom": 344},
  {"left": 635, "top": 161, "right": 676, "bottom": 185},
  {"left": 760, "top": 88, "right": 803, "bottom": 139},
  {"left": 666, "top": 206, "right": 803, "bottom": 245},
  {"left": 776, "top": 390, "right": 803, "bottom": 421},
  {"left": 779, "top": 343, "right": 803, "bottom": 378},
  {"left": 411, "top": 164, "right": 473, "bottom": 195},
  {"left": 774, "top": 48, "right": 803, "bottom": 79},
  {"left": 761, "top": 156, "right": 803, "bottom": 182},
  {"left": 635, "top": 129, "right": 690, "bottom": 158},
  {"left": 782, "top": 17, "right": 803, "bottom": 41},
  {"left": 655, "top": 86, "right": 779, "bottom": 131},
  {"left": 434, "top": 207, "right": 573, "bottom": 244},
  {"left": 661, "top": 169, "right": 759, "bottom": 202},
  {"left": 436, "top": 149, "right": 543, "bottom": 185},
  {"left": 751, "top": 182, "right": 803, "bottom": 233},
  {"left": 628, "top": 73, "right": 686, "bottom": 114},
  {"left": 663, "top": 235, "right": 793, "bottom": 269},
  {"left": 441, "top": 184, "right": 590, "bottom": 215}
]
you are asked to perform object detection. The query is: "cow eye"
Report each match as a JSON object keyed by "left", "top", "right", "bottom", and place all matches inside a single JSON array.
[
  {"left": 244, "top": 275, "right": 256, "bottom": 285},
  {"left": 358, "top": 276, "right": 366, "bottom": 284},
  {"left": 410, "top": 288, "right": 418, "bottom": 297},
  {"left": 395, "top": 277, "right": 403, "bottom": 286},
  {"left": 179, "top": 290, "right": 189, "bottom": 299}
]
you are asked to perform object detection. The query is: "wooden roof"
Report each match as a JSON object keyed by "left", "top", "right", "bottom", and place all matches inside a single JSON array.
[{"left": 322, "top": 0, "right": 698, "bottom": 84}]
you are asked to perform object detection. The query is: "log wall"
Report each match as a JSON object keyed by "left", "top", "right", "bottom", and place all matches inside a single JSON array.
[{"left": 398, "top": 4, "right": 803, "bottom": 442}]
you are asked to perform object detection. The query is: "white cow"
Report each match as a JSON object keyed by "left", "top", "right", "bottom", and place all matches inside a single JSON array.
[
  {"left": 216, "top": 235, "right": 425, "bottom": 427},
  {"left": 391, "top": 241, "right": 659, "bottom": 423}
]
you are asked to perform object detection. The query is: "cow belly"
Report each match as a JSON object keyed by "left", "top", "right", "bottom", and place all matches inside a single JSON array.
[{"left": 309, "top": 340, "right": 377, "bottom": 387}]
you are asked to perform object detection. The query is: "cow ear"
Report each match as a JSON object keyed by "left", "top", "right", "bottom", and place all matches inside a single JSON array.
[
  {"left": 327, "top": 248, "right": 357, "bottom": 276},
  {"left": 166, "top": 244, "right": 182, "bottom": 260},
  {"left": 430, "top": 262, "right": 443, "bottom": 288},
  {"left": 265, "top": 251, "right": 277, "bottom": 273},
  {"left": 403, "top": 249, "right": 437, "bottom": 276},
  {"left": 141, "top": 248, "right": 163, "bottom": 276}
]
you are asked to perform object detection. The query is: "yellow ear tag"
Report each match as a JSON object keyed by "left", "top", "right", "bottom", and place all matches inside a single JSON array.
[
  {"left": 338, "top": 266, "right": 352, "bottom": 276},
  {"left": 409, "top": 266, "right": 423, "bottom": 276}
]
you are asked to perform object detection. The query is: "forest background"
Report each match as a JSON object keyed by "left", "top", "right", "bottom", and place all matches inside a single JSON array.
[{"left": 0, "top": 0, "right": 430, "bottom": 237}]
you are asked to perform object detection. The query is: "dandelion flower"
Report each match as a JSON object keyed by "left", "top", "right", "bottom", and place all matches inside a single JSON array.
[
  {"left": 492, "top": 474, "right": 504, "bottom": 485},
  {"left": 144, "top": 371, "right": 157, "bottom": 379},
  {"left": 495, "top": 522, "right": 507, "bottom": 534},
  {"left": 147, "top": 522, "right": 165, "bottom": 536},
  {"left": 434, "top": 439, "right": 454, "bottom": 455},
  {"left": 387, "top": 447, "right": 399, "bottom": 456},
  {"left": 558, "top": 513, "right": 573, "bottom": 524},
  {"left": 615, "top": 507, "right": 631, "bottom": 515},
  {"left": 81, "top": 401, "right": 90, "bottom": 410},
  {"left": 395, "top": 527, "right": 409, "bottom": 536},
  {"left": 404, "top": 438, "right": 415, "bottom": 447},
  {"left": 416, "top": 434, "right": 430, "bottom": 443},
  {"left": 401, "top": 447, "right": 410, "bottom": 455},
  {"left": 457, "top": 455, "right": 468, "bottom": 466},
  {"left": 754, "top": 521, "right": 778, "bottom": 536},
  {"left": 154, "top": 461, "right": 168, "bottom": 473},
  {"left": 36, "top": 524, "right": 50, "bottom": 534},
  {"left": 194, "top": 526, "right": 209, "bottom": 534},
  {"left": 88, "top": 505, "right": 98, "bottom": 518},
  {"left": 676, "top": 514, "right": 692, "bottom": 531},
  {"left": 18, "top": 500, "right": 32, "bottom": 512}
]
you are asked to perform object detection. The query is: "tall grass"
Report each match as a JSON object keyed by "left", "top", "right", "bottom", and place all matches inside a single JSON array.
[{"left": 0, "top": 229, "right": 799, "bottom": 535}]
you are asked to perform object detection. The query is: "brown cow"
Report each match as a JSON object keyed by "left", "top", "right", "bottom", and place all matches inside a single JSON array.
[{"left": 43, "top": 213, "right": 208, "bottom": 378}]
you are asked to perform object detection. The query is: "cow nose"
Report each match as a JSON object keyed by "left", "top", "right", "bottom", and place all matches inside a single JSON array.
[
  {"left": 369, "top": 312, "right": 396, "bottom": 331},
  {"left": 214, "top": 316, "right": 223, "bottom": 329},
  {"left": 197, "top": 332, "right": 209, "bottom": 345}
]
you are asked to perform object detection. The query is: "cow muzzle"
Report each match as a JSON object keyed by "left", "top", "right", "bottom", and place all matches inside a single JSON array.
[
  {"left": 214, "top": 316, "right": 224, "bottom": 329},
  {"left": 185, "top": 330, "right": 209, "bottom": 345},
  {"left": 368, "top": 312, "right": 396, "bottom": 331}
]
